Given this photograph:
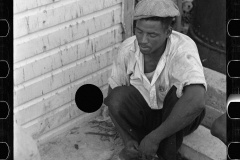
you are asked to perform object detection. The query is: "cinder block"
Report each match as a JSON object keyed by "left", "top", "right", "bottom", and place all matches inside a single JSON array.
[
  {"left": 203, "top": 67, "right": 226, "bottom": 113},
  {"left": 179, "top": 125, "right": 227, "bottom": 160},
  {"left": 201, "top": 105, "right": 224, "bottom": 129}
]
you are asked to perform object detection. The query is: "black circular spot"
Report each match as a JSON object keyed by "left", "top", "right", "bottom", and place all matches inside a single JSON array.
[{"left": 75, "top": 84, "right": 103, "bottom": 113}]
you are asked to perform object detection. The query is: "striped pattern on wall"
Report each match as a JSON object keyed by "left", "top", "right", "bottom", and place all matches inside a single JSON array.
[{"left": 14, "top": 0, "right": 125, "bottom": 143}]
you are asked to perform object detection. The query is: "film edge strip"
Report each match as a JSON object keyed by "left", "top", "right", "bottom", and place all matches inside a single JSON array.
[
  {"left": 0, "top": 0, "right": 11, "bottom": 159},
  {"left": 227, "top": 1, "right": 240, "bottom": 159}
]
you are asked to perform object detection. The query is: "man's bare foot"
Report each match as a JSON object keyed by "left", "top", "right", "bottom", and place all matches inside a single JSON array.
[
  {"left": 118, "top": 140, "right": 141, "bottom": 160},
  {"left": 118, "top": 148, "right": 139, "bottom": 160}
]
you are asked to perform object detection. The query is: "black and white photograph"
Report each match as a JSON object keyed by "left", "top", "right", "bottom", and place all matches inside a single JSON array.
[{"left": 13, "top": 0, "right": 227, "bottom": 159}]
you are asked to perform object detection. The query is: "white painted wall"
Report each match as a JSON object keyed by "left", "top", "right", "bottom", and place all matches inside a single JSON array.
[{"left": 14, "top": 0, "right": 133, "bottom": 143}]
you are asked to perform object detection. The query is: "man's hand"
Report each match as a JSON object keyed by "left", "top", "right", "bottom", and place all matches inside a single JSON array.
[
  {"left": 121, "top": 140, "right": 141, "bottom": 159},
  {"left": 139, "top": 133, "right": 160, "bottom": 160}
]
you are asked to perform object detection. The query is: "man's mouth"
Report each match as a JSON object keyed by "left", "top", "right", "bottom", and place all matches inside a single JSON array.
[{"left": 139, "top": 45, "right": 150, "bottom": 50}]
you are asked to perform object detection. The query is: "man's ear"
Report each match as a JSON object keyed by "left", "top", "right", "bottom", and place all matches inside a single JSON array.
[{"left": 166, "top": 26, "right": 172, "bottom": 37}]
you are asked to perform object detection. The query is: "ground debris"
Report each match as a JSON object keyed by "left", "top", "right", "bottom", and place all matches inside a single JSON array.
[
  {"left": 69, "top": 127, "right": 80, "bottom": 134},
  {"left": 74, "top": 144, "right": 78, "bottom": 150}
]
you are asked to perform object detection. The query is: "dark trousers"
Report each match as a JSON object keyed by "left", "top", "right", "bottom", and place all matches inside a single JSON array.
[{"left": 104, "top": 85, "right": 205, "bottom": 160}]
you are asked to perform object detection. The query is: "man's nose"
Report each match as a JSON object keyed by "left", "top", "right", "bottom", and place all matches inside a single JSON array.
[{"left": 141, "top": 34, "right": 148, "bottom": 44}]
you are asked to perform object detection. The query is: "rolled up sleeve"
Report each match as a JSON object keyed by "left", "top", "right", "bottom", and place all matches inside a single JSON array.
[{"left": 169, "top": 44, "right": 207, "bottom": 98}]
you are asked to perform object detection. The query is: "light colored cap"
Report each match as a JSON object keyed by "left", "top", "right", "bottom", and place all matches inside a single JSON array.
[{"left": 134, "top": 0, "right": 180, "bottom": 20}]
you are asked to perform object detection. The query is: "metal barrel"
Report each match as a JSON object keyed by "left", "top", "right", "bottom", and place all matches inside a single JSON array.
[{"left": 188, "top": 0, "right": 226, "bottom": 74}]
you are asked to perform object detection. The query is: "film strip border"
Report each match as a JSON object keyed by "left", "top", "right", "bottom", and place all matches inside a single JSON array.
[
  {"left": 227, "top": 0, "right": 240, "bottom": 159},
  {"left": 0, "top": 0, "right": 12, "bottom": 159}
]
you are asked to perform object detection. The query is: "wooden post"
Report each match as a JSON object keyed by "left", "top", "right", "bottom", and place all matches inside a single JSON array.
[{"left": 122, "top": 0, "right": 135, "bottom": 40}]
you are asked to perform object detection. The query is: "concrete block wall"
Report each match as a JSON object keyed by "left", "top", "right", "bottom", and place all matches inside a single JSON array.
[
  {"left": 14, "top": 0, "right": 127, "bottom": 143},
  {"left": 201, "top": 67, "right": 226, "bottom": 129}
]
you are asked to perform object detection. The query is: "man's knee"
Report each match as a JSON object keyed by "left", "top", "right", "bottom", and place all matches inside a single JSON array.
[
  {"left": 211, "top": 113, "right": 226, "bottom": 139},
  {"left": 104, "top": 86, "right": 130, "bottom": 115},
  {"left": 211, "top": 120, "right": 220, "bottom": 138}
]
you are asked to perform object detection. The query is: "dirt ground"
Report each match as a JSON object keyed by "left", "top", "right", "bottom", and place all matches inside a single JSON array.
[
  {"left": 38, "top": 118, "right": 123, "bottom": 160},
  {"left": 38, "top": 115, "right": 189, "bottom": 160}
]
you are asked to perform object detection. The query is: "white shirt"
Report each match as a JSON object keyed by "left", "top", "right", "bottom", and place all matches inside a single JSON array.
[{"left": 108, "top": 30, "right": 207, "bottom": 110}]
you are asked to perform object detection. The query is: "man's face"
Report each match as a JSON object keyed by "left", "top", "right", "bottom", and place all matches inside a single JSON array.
[{"left": 135, "top": 19, "right": 170, "bottom": 55}]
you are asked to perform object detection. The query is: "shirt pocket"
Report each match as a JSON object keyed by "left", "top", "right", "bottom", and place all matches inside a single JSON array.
[
  {"left": 159, "top": 84, "right": 169, "bottom": 97},
  {"left": 156, "top": 83, "right": 169, "bottom": 105},
  {"left": 154, "top": 84, "right": 168, "bottom": 109}
]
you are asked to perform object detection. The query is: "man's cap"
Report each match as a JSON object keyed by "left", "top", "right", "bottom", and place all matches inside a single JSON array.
[{"left": 133, "top": 0, "right": 180, "bottom": 20}]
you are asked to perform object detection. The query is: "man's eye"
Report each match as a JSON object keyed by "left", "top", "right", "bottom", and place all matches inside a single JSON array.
[{"left": 149, "top": 34, "right": 157, "bottom": 38}]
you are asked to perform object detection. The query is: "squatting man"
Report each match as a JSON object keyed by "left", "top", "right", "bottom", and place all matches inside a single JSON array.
[{"left": 104, "top": 0, "right": 207, "bottom": 159}]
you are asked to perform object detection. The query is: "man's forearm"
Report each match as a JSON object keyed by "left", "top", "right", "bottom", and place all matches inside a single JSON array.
[{"left": 150, "top": 85, "right": 205, "bottom": 143}]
